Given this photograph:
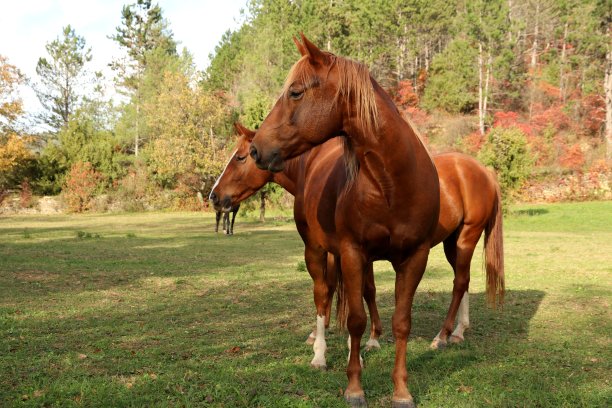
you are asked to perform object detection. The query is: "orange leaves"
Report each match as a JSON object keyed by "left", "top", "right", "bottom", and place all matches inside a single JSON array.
[{"left": 63, "top": 161, "right": 104, "bottom": 212}]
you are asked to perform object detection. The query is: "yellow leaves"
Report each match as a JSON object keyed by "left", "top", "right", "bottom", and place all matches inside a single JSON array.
[
  {"left": 0, "top": 133, "right": 32, "bottom": 174},
  {"left": 143, "top": 69, "right": 228, "bottom": 185}
]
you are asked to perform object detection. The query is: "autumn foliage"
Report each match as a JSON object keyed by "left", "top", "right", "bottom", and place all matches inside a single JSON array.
[{"left": 63, "top": 161, "right": 104, "bottom": 213}]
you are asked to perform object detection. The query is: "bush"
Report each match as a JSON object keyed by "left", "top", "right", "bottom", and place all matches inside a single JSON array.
[
  {"left": 62, "top": 161, "right": 104, "bottom": 213},
  {"left": 478, "top": 127, "right": 533, "bottom": 204}
]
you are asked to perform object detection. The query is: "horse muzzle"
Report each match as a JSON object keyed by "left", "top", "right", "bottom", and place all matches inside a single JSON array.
[{"left": 250, "top": 144, "right": 285, "bottom": 172}]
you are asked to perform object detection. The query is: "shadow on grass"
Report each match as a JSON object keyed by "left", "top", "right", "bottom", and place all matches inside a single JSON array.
[
  {"left": 1, "top": 270, "right": 546, "bottom": 407},
  {"left": 512, "top": 208, "right": 549, "bottom": 216}
]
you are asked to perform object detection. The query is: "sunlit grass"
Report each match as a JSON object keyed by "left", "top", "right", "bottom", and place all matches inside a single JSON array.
[{"left": 1, "top": 202, "right": 610, "bottom": 407}]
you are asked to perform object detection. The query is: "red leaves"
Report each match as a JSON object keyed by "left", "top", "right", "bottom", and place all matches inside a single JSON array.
[{"left": 559, "top": 143, "right": 585, "bottom": 171}]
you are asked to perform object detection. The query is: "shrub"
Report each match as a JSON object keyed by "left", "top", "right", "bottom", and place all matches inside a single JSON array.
[
  {"left": 478, "top": 127, "right": 533, "bottom": 204},
  {"left": 559, "top": 143, "right": 585, "bottom": 171},
  {"left": 62, "top": 161, "right": 104, "bottom": 213},
  {"left": 19, "top": 179, "right": 32, "bottom": 208}
]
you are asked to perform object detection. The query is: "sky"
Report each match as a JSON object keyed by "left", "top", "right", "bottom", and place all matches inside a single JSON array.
[{"left": 0, "top": 0, "right": 248, "bottom": 116}]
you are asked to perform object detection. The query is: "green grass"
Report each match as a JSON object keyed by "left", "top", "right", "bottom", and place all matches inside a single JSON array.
[{"left": 1, "top": 202, "right": 610, "bottom": 407}]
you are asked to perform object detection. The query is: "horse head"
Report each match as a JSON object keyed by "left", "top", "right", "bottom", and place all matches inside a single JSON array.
[
  {"left": 250, "top": 34, "right": 376, "bottom": 172},
  {"left": 209, "top": 123, "right": 273, "bottom": 211}
]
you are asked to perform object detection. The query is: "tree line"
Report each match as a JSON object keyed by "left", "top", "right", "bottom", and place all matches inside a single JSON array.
[{"left": 1, "top": 0, "right": 610, "bottom": 212}]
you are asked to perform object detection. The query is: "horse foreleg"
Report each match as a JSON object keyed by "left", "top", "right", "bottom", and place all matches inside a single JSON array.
[
  {"left": 391, "top": 247, "right": 430, "bottom": 408},
  {"left": 223, "top": 212, "right": 230, "bottom": 234},
  {"left": 215, "top": 211, "right": 221, "bottom": 233},
  {"left": 364, "top": 262, "right": 382, "bottom": 351},
  {"left": 340, "top": 244, "right": 367, "bottom": 407},
  {"left": 229, "top": 209, "right": 238, "bottom": 235},
  {"left": 304, "top": 246, "right": 330, "bottom": 369}
]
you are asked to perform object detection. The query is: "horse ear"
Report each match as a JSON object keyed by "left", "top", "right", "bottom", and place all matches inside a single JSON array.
[
  {"left": 300, "top": 33, "right": 328, "bottom": 65},
  {"left": 234, "top": 122, "right": 255, "bottom": 142},
  {"left": 293, "top": 36, "right": 307, "bottom": 57}
]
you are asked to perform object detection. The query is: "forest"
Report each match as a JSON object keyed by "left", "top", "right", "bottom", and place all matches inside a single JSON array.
[{"left": 1, "top": 0, "right": 610, "bottom": 214}]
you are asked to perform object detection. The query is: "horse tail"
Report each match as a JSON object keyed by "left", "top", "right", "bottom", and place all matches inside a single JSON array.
[
  {"left": 334, "top": 255, "right": 349, "bottom": 331},
  {"left": 484, "top": 176, "right": 505, "bottom": 309}
]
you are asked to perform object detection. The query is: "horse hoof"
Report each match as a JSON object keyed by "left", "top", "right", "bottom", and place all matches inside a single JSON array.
[
  {"left": 392, "top": 397, "right": 415, "bottom": 408},
  {"left": 310, "top": 362, "right": 327, "bottom": 370},
  {"left": 365, "top": 338, "right": 381, "bottom": 351},
  {"left": 449, "top": 335, "right": 464, "bottom": 344},
  {"left": 430, "top": 338, "right": 447, "bottom": 350},
  {"left": 345, "top": 393, "right": 367, "bottom": 407}
]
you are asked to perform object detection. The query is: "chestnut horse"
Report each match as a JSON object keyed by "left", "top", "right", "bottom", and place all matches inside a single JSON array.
[
  {"left": 248, "top": 35, "right": 503, "bottom": 407},
  {"left": 213, "top": 205, "right": 239, "bottom": 235},
  {"left": 211, "top": 124, "right": 383, "bottom": 369},
  {"left": 211, "top": 124, "right": 504, "bottom": 365}
]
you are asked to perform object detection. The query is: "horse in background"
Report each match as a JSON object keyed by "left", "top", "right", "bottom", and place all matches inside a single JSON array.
[
  {"left": 213, "top": 205, "right": 239, "bottom": 235},
  {"left": 248, "top": 35, "right": 503, "bottom": 407}
]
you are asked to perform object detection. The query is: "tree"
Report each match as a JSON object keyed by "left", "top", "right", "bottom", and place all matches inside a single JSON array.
[
  {"left": 478, "top": 126, "right": 533, "bottom": 205},
  {"left": 144, "top": 64, "right": 228, "bottom": 196},
  {"left": 0, "top": 133, "right": 32, "bottom": 198},
  {"left": 110, "top": 0, "right": 178, "bottom": 156},
  {"left": 422, "top": 39, "right": 479, "bottom": 113},
  {"left": 0, "top": 55, "right": 25, "bottom": 133},
  {"left": 35, "top": 25, "right": 92, "bottom": 131}
]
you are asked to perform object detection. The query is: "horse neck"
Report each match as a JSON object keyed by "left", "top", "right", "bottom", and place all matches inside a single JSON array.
[
  {"left": 345, "top": 80, "right": 432, "bottom": 199},
  {"left": 272, "top": 155, "right": 302, "bottom": 196}
]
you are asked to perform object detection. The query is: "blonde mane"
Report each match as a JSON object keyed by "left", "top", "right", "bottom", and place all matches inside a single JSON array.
[{"left": 282, "top": 53, "right": 379, "bottom": 183}]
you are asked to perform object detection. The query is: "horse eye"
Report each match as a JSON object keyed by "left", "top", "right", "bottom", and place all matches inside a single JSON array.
[
  {"left": 235, "top": 155, "right": 247, "bottom": 163},
  {"left": 289, "top": 89, "right": 304, "bottom": 100}
]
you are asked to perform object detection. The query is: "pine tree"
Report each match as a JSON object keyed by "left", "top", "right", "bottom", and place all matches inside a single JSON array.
[{"left": 35, "top": 25, "right": 92, "bottom": 132}]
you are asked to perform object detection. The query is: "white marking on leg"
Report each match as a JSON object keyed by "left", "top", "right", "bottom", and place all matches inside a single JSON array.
[
  {"left": 346, "top": 335, "right": 364, "bottom": 367},
  {"left": 365, "top": 338, "right": 380, "bottom": 350},
  {"left": 305, "top": 329, "right": 316, "bottom": 345},
  {"left": 430, "top": 330, "right": 447, "bottom": 349},
  {"left": 310, "top": 315, "right": 327, "bottom": 368},
  {"left": 451, "top": 291, "right": 470, "bottom": 342}
]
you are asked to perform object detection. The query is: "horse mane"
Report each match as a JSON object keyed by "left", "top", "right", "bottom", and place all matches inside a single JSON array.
[{"left": 282, "top": 53, "right": 379, "bottom": 184}]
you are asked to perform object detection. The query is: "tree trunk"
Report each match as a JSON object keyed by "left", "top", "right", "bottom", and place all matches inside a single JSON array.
[
  {"left": 209, "top": 127, "right": 215, "bottom": 161},
  {"left": 483, "top": 55, "right": 492, "bottom": 132},
  {"left": 531, "top": 3, "right": 540, "bottom": 70},
  {"left": 259, "top": 191, "right": 266, "bottom": 222},
  {"left": 135, "top": 100, "right": 139, "bottom": 157},
  {"left": 560, "top": 21, "right": 568, "bottom": 102},
  {"left": 605, "top": 38, "right": 612, "bottom": 161},
  {"left": 478, "top": 42, "right": 485, "bottom": 135}
]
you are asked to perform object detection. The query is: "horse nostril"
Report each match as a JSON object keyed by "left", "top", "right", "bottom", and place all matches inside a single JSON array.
[
  {"left": 210, "top": 192, "right": 218, "bottom": 204},
  {"left": 249, "top": 145, "right": 259, "bottom": 161}
]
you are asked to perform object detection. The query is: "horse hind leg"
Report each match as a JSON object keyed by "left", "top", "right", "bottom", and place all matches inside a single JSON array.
[
  {"left": 449, "top": 291, "right": 470, "bottom": 343},
  {"left": 431, "top": 228, "right": 479, "bottom": 350}
]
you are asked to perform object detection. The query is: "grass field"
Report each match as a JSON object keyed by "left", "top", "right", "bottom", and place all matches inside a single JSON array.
[{"left": 1, "top": 201, "right": 611, "bottom": 407}]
